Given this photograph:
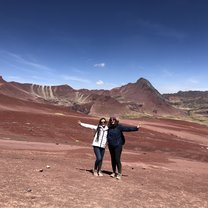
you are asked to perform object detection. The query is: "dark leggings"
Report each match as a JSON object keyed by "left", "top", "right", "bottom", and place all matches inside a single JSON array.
[
  {"left": 93, "top": 146, "right": 105, "bottom": 172},
  {"left": 108, "top": 145, "right": 123, "bottom": 174}
]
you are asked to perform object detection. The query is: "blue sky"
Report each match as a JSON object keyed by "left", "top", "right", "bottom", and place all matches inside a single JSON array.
[{"left": 0, "top": 0, "right": 208, "bottom": 93}]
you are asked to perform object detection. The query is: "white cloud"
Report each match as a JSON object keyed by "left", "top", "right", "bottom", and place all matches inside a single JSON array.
[
  {"left": 6, "top": 76, "right": 40, "bottom": 84},
  {"left": 62, "top": 75, "right": 91, "bottom": 83},
  {"left": 94, "top": 63, "right": 105, "bottom": 68},
  {"left": 96, "top": 80, "right": 104, "bottom": 85},
  {"left": 7, "top": 76, "right": 22, "bottom": 81},
  {"left": 137, "top": 18, "right": 186, "bottom": 39},
  {"left": 188, "top": 78, "right": 198, "bottom": 84},
  {"left": 162, "top": 69, "right": 173, "bottom": 77},
  {"left": 0, "top": 50, "right": 51, "bottom": 71}
]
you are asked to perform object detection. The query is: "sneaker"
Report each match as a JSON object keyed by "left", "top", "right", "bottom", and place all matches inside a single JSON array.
[
  {"left": 93, "top": 170, "right": 98, "bottom": 176},
  {"left": 116, "top": 173, "right": 122, "bottom": 180},
  {"left": 98, "top": 171, "right": 103, "bottom": 176},
  {"left": 110, "top": 173, "right": 116, "bottom": 178}
]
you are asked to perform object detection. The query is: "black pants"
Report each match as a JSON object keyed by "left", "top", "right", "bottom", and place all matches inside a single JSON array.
[
  {"left": 108, "top": 145, "right": 123, "bottom": 174},
  {"left": 93, "top": 146, "right": 105, "bottom": 172}
]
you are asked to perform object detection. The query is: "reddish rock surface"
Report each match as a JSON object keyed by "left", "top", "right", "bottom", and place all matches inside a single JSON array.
[{"left": 0, "top": 96, "right": 208, "bottom": 207}]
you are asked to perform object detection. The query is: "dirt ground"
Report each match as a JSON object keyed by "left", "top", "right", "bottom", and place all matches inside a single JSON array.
[{"left": 0, "top": 107, "right": 208, "bottom": 208}]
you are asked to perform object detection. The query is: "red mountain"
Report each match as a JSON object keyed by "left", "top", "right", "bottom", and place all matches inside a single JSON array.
[
  {"left": 0, "top": 76, "right": 36, "bottom": 101},
  {"left": 109, "top": 78, "right": 182, "bottom": 116},
  {"left": 0, "top": 76, "right": 185, "bottom": 118}
]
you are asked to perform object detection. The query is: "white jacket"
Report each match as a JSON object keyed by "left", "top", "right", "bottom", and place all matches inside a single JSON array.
[{"left": 79, "top": 122, "right": 108, "bottom": 148}]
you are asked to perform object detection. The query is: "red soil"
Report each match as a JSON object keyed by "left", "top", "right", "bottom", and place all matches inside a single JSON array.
[{"left": 0, "top": 100, "right": 208, "bottom": 207}]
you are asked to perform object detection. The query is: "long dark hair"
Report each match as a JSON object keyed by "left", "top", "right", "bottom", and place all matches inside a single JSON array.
[
  {"left": 108, "top": 117, "right": 119, "bottom": 128},
  {"left": 95, "top": 117, "right": 107, "bottom": 141},
  {"left": 98, "top": 117, "right": 107, "bottom": 125}
]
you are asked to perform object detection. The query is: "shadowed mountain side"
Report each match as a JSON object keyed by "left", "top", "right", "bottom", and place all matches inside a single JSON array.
[
  {"left": 69, "top": 94, "right": 130, "bottom": 117},
  {"left": 89, "top": 95, "right": 129, "bottom": 117},
  {"left": 164, "top": 91, "right": 208, "bottom": 123}
]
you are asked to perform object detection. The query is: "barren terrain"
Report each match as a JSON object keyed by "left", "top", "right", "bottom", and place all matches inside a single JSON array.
[{"left": 0, "top": 101, "right": 208, "bottom": 208}]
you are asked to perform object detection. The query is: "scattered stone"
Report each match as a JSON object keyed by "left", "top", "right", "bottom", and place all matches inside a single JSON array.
[
  {"left": 54, "top": 113, "right": 64, "bottom": 116},
  {"left": 3, "top": 137, "right": 11, "bottom": 140},
  {"left": 75, "top": 140, "right": 79, "bottom": 142},
  {"left": 27, "top": 188, "right": 32, "bottom": 192},
  {"left": 46, "top": 165, "right": 50, "bottom": 169},
  {"left": 38, "top": 169, "right": 43, "bottom": 172}
]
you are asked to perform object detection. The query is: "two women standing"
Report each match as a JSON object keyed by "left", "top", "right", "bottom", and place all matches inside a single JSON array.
[{"left": 79, "top": 117, "right": 140, "bottom": 180}]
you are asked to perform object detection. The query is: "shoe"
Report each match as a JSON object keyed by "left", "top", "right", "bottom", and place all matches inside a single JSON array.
[
  {"left": 93, "top": 170, "right": 98, "bottom": 176},
  {"left": 98, "top": 171, "right": 103, "bottom": 176},
  {"left": 116, "top": 173, "right": 122, "bottom": 180},
  {"left": 110, "top": 173, "right": 116, "bottom": 178}
]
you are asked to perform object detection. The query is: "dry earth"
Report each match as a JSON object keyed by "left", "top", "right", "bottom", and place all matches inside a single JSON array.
[{"left": 0, "top": 106, "right": 208, "bottom": 208}]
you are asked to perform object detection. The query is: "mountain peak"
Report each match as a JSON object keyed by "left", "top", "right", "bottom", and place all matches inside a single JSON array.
[
  {"left": 135, "top": 77, "right": 155, "bottom": 89},
  {"left": 0, "top": 75, "right": 6, "bottom": 83},
  {"left": 136, "top": 77, "right": 151, "bottom": 85}
]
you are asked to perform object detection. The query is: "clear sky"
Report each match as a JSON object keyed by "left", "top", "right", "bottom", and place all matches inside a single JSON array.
[{"left": 0, "top": 0, "right": 208, "bottom": 93}]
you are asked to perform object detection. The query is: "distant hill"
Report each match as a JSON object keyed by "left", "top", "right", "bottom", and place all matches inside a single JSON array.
[
  {"left": 164, "top": 91, "right": 208, "bottom": 122},
  {"left": 0, "top": 75, "right": 187, "bottom": 119}
]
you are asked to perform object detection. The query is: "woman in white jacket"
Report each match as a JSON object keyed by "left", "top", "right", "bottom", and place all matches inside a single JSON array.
[{"left": 78, "top": 118, "right": 108, "bottom": 176}]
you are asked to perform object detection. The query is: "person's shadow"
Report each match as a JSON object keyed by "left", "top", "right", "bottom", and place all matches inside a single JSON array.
[
  {"left": 78, "top": 168, "right": 128, "bottom": 177},
  {"left": 78, "top": 168, "right": 111, "bottom": 175}
]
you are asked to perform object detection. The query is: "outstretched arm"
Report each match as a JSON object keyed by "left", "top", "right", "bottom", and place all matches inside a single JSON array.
[
  {"left": 78, "top": 121, "right": 97, "bottom": 130},
  {"left": 119, "top": 124, "right": 139, "bottom": 132}
]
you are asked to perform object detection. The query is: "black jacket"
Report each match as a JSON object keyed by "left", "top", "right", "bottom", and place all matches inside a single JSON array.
[{"left": 107, "top": 124, "right": 138, "bottom": 147}]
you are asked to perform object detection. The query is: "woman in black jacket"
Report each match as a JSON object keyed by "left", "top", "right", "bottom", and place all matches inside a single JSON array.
[{"left": 107, "top": 117, "right": 140, "bottom": 180}]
